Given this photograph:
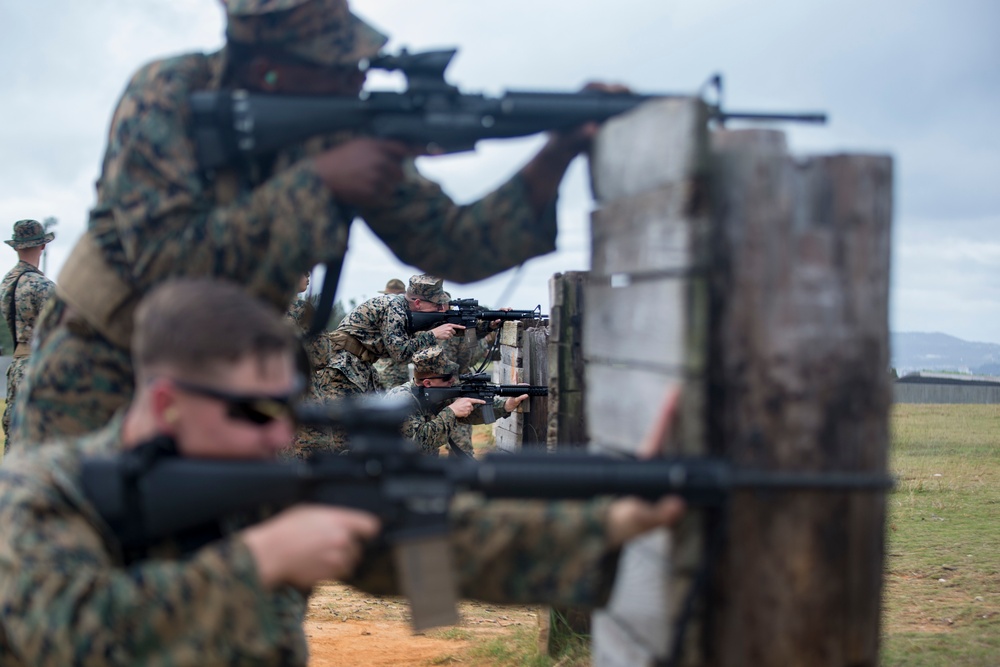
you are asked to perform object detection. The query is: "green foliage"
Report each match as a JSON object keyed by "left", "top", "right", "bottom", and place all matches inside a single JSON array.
[
  {"left": 467, "top": 626, "right": 589, "bottom": 667},
  {"left": 882, "top": 404, "right": 1000, "bottom": 666}
]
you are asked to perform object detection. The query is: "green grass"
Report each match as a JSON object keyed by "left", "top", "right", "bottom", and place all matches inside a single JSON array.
[
  {"left": 882, "top": 404, "right": 1000, "bottom": 666},
  {"left": 466, "top": 626, "right": 589, "bottom": 667}
]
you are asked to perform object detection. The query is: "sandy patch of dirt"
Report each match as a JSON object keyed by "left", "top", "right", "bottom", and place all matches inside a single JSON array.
[{"left": 306, "top": 582, "right": 539, "bottom": 666}]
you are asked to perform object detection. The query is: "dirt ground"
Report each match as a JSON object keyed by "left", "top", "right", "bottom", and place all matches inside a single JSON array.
[{"left": 305, "top": 582, "right": 540, "bottom": 666}]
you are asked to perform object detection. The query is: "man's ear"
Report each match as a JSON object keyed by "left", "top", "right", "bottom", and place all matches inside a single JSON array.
[{"left": 149, "top": 379, "right": 181, "bottom": 435}]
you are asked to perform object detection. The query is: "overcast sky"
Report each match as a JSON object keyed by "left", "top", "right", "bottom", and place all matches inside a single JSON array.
[{"left": 2, "top": 0, "right": 998, "bottom": 344}]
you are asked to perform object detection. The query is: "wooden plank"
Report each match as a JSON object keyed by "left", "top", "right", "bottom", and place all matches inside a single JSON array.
[
  {"left": 589, "top": 98, "right": 709, "bottom": 203},
  {"left": 583, "top": 279, "right": 687, "bottom": 369},
  {"left": 707, "top": 133, "right": 893, "bottom": 667},
  {"left": 586, "top": 96, "right": 711, "bottom": 667},
  {"left": 585, "top": 364, "right": 683, "bottom": 453},
  {"left": 590, "top": 183, "right": 693, "bottom": 275},
  {"left": 547, "top": 272, "right": 588, "bottom": 449}
]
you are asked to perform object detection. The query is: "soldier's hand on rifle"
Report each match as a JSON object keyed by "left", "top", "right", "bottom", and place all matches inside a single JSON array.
[
  {"left": 547, "top": 82, "right": 632, "bottom": 156},
  {"left": 313, "top": 138, "right": 413, "bottom": 207},
  {"left": 606, "top": 496, "right": 686, "bottom": 547},
  {"left": 503, "top": 391, "right": 530, "bottom": 412},
  {"left": 446, "top": 396, "right": 486, "bottom": 418},
  {"left": 240, "top": 504, "right": 381, "bottom": 591},
  {"left": 606, "top": 386, "right": 686, "bottom": 546},
  {"left": 521, "top": 82, "right": 630, "bottom": 215},
  {"left": 431, "top": 323, "right": 464, "bottom": 340}
]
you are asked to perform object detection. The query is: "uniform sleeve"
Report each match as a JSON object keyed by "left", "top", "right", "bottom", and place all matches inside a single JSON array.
[
  {"left": 350, "top": 495, "right": 620, "bottom": 608},
  {"left": 91, "top": 57, "right": 348, "bottom": 311},
  {"left": 380, "top": 301, "right": 436, "bottom": 364},
  {"left": 360, "top": 162, "right": 558, "bottom": 284},
  {"left": 0, "top": 463, "right": 303, "bottom": 666},
  {"left": 402, "top": 407, "right": 458, "bottom": 455},
  {"left": 13, "top": 273, "right": 55, "bottom": 342}
]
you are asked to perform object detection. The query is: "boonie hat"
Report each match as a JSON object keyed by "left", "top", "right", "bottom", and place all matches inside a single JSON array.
[
  {"left": 413, "top": 346, "right": 459, "bottom": 378},
  {"left": 226, "top": 0, "right": 388, "bottom": 67},
  {"left": 406, "top": 274, "right": 449, "bottom": 306},
  {"left": 5, "top": 219, "right": 54, "bottom": 250},
  {"left": 379, "top": 278, "right": 406, "bottom": 294}
]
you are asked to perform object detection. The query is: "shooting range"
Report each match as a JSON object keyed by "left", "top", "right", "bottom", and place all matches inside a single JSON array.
[{"left": 496, "top": 97, "right": 893, "bottom": 666}]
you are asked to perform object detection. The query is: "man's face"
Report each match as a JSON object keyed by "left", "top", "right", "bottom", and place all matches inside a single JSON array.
[
  {"left": 407, "top": 297, "right": 448, "bottom": 313},
  {"left": 167, "top": 353, "right": 299, "bottom": 460},
  {"left": 418, "top": 375, "right": 454, "bottom": 388}
]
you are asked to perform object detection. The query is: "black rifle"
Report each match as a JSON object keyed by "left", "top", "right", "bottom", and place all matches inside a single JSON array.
[
  {"left": 80, "top": 397, "right": 891, "bottom": 631},
  {"left": 413, "top": 372, "right": 548, "bottom": 423},
  {"left": 190, "top": 48, "right": 827, "bottom": 170},
  {"left": 190, "top": 48, "right": 825, "bottom": 337},
  {"left": 406, "top": 298, "right": 544, "bottom": 336}
]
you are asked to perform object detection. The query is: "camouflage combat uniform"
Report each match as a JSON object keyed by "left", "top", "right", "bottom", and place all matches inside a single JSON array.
[
  {"left": 374, "top": 355, "right": 411, "bottom": 389},
  {"left": 13, "top": 48, "right": 558, "bottom": 445},
  {"left": 386, "top": 379, "right": 510, "bottom": 456},
  {"left": 283, "top": 297, "right": 341, "bottom": 457},
  {"left": 0, "top": 422, "right": 620, "bottom": 666},
  {"left": 440, "top": 326, "right": 499, "bottom": 452},
  {"left": 0, "top": 260, "right": 54, "bottom": 450},
  {"left": 313, "top": 292, "right": 439, "bottom": 450}
]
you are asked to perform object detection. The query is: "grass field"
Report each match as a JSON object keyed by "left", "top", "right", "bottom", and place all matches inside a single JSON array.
[{"left": 882, "top": 403, "right": 1000, "bottom": 666}]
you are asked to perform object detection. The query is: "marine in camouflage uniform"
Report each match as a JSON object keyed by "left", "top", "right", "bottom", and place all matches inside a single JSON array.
[
  {"left": 372, "top": 277, "right": 412, "bottom": 388},
  {"left": 0, "top": 424, "right": 619, "bottom": 666},
  {"left": 14, "top": 0, "right": 582, "bottom": 446},
  {"left": 0, "top": 220, "right": 56, "bottom": 451},
  {"left": 317, "top": 274, "right": 458, "bottom": 451},
  {"left": 284, "top": 291, "right": 340, "bottom": 457},
  {"left": 386, "top": 347, "right": 516, "bottom": 456},
  {"left": 0, "top": 279, "right": 652, "bottom": 667}
]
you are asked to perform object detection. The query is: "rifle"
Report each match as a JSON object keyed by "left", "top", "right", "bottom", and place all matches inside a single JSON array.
[
  {"left": 190, "top": 48, "right": 826, "bottom": 337},
  {"left": 80, "top": 397, "right": 892, "bottom": 631},
  {"left": 406, "top": 298, "right": 544, "bottom": 337},
  {"left": 413, "top": 372, "right": 548, "bottom": 423},
  {"left": 189, "top": 48, "right": 827, "bottom": 171}
]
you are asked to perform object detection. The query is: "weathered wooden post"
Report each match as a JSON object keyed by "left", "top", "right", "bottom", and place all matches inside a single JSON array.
[
  {"left": 705, "top": 130, "right": 893, "bottom": 666},
  {"left": 493, "top": 320, "right": 549, "bottom": 452},
  {"left": 546, "top": 271, "right": 589, "bottom": 450},
  {"left": 584, "top": 98, "right": 712, "bottom": 667}
]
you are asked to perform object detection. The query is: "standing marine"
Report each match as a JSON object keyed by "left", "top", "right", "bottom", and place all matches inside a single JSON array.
[
  {"left": 0, "top": 219, "right": 55, "bottom": 451},
  {"left": 13, "top": 0, "right": 603, "bottom": 446}
]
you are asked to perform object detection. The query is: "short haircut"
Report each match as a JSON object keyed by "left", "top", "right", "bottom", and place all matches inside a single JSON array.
[{"left": 133, "top": 279, "right": 296, "bottom": 379}]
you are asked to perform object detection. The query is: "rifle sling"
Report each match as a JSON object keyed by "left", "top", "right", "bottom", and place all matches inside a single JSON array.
[
  {"left": 446, "top": 436, "right": 475, "bottom": 460},
  {"left": 5, "top": 267, "right": 40, "bottom": 348}
]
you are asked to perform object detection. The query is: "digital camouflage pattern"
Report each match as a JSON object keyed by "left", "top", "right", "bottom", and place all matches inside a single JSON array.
[
  {"left": 373, "top": 355, "right": 411, "bottom": 389},
  {"left": 14, "top": 47, "right": 557, "bottom": 445},
  {"left": 0, "top": 417, "right": 310, "bottom": 666},
  {"left": 385, "top": 380, "right": 509, "bottom": 456},
  {"left": 0, "top": 261, "right": 55, "bottom": 447},
  {"left": 332, "top": 294, "right": 436, "bottom": 394},
  {"left": 0, "top": 421, "right": 619, "bottom": 666},
  {"left": 226, "top": 0, "right": 388, "bottom": 68},
  {"left": 405, "top": 274, "right": 449, "bottom": 305}
]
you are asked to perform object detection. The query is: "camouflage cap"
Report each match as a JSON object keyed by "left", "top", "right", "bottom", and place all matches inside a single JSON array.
[
  {"left": 5, "top": 219, "right": 54, "bottom": 250},
  {"left": 226, "top": 0, "right": 389, "bottom": 67},
  {"left": 378, "top": 278, "right": 406, "bottom": 294},
  {"left": 412, "top": 346, "right": 459, "bottom": 378},
  {"left": 406, "top": 274, "right": 449, "bottom": 305}
]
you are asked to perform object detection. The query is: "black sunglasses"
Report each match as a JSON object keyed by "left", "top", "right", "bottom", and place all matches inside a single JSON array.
[{"left": 171, "top": 378, "right": 302, "bottom": 425}]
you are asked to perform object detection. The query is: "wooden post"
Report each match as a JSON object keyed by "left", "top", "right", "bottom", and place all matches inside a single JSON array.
[
  {"left": 585, "top": 98, "right": 711, "bottom": 667},
  {"left": 493, "top": 320, "right": 549, "bottom": 452},
  {"left": 547, "top": 271, "right": 588, "bottom": 450},
  {"left": 706, "top": 130, "right": 893, "bottom": 666}
]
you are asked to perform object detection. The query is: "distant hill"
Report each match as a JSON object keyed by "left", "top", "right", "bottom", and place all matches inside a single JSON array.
[{"left": 892, "top": 332, "right": 1000, "bottom": 377}]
